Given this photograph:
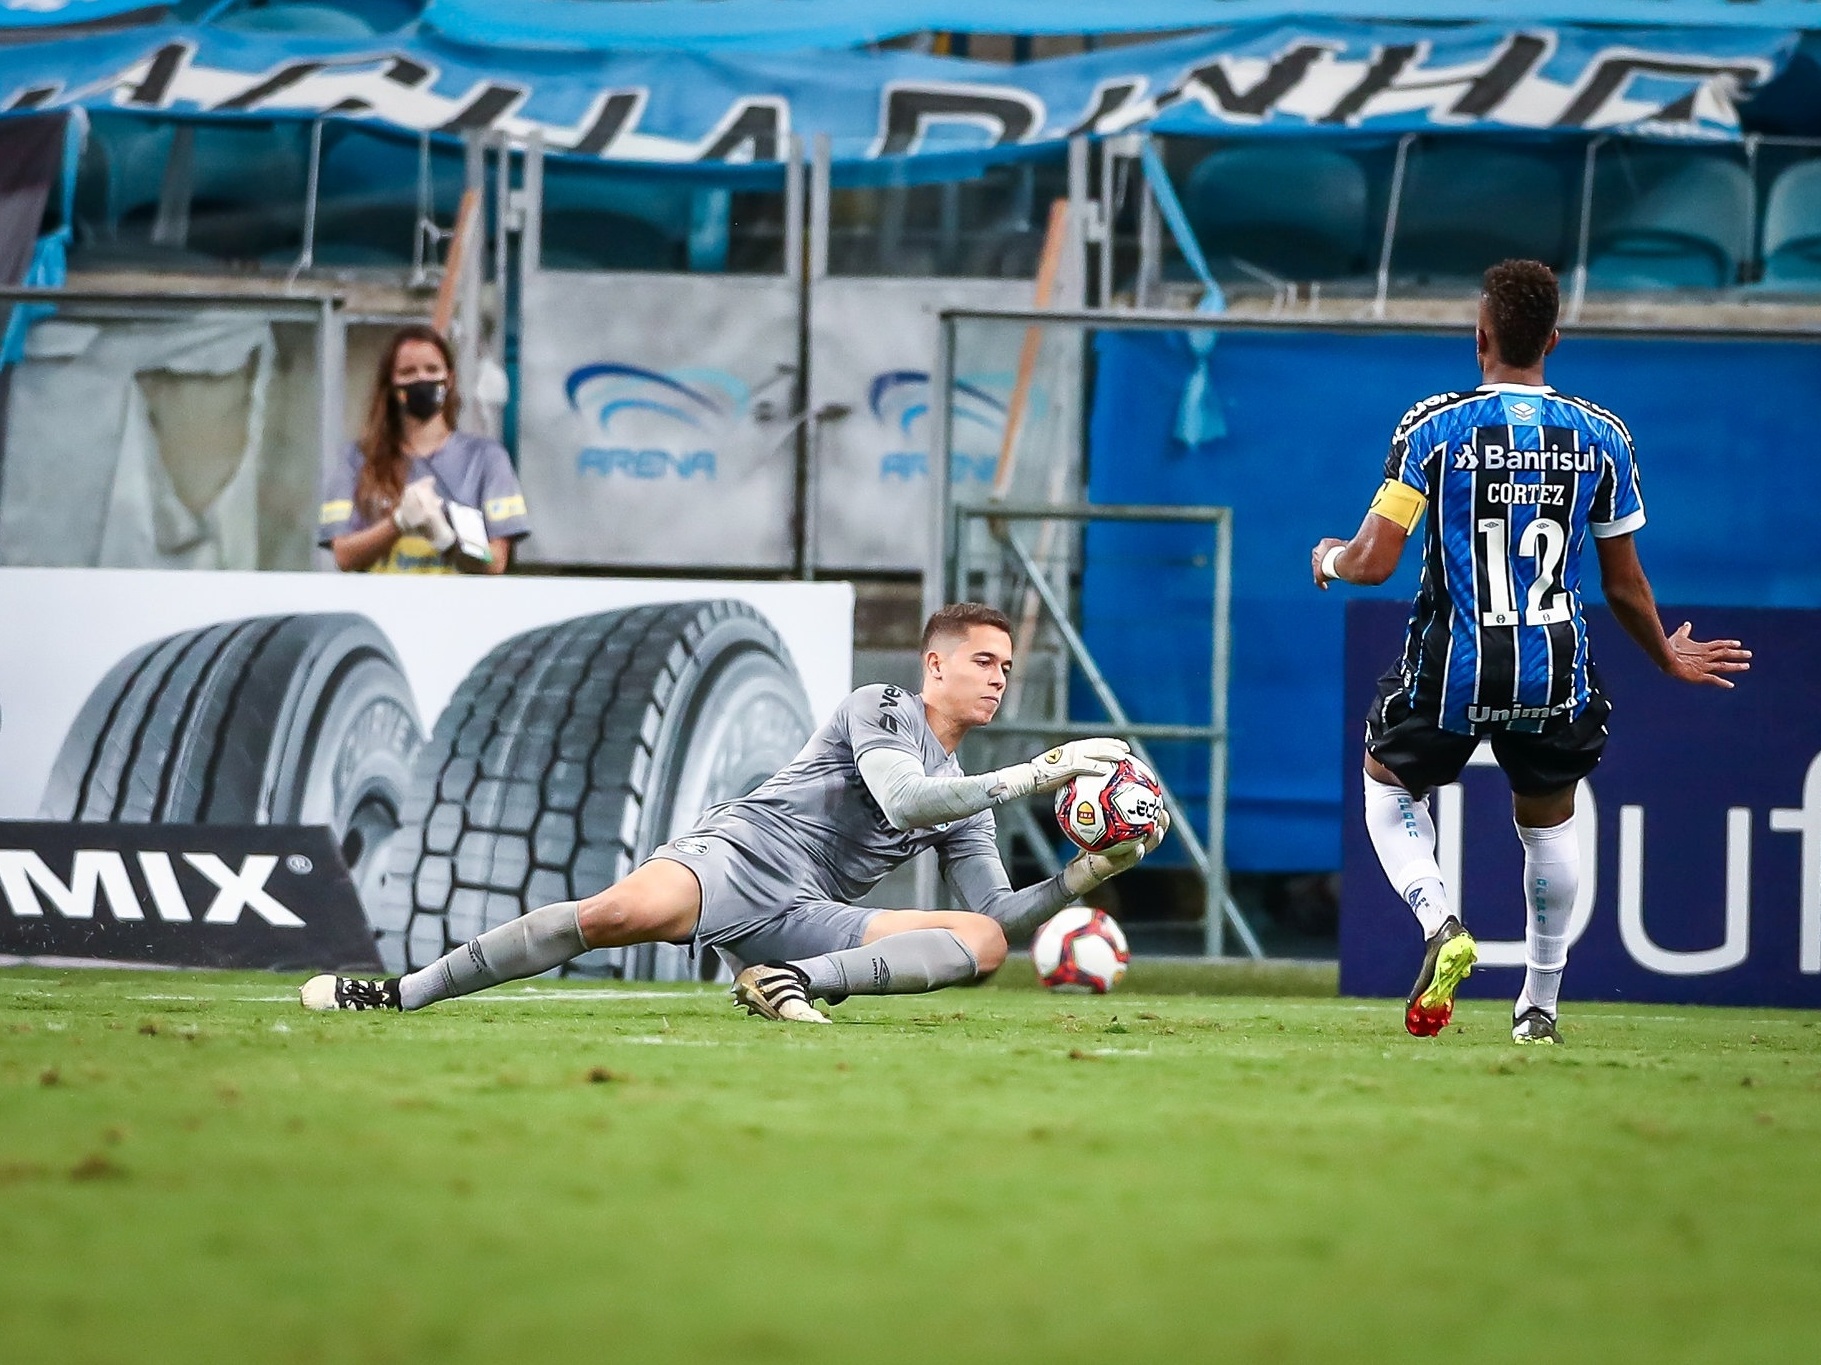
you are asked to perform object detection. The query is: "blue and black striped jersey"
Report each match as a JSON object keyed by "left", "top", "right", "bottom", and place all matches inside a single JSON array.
[{"left": 1383, "top": 383, "right": 1645, "bottom": 735}]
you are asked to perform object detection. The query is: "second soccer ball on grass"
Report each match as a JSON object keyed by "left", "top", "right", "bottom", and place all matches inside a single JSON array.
[{"left": 1032, "top": 906, "right": 1131, "bottom": 993}]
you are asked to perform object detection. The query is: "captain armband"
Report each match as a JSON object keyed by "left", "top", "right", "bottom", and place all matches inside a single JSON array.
[{"left": 1368, "top": 480, "right": 1428, "bottom": 533}]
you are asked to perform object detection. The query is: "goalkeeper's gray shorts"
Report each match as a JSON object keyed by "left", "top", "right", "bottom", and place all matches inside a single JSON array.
[{"left": 647, "top": 832, "right": 881, "bottom": 970}]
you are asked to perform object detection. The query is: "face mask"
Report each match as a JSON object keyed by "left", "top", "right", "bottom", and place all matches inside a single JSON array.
[{"left": 396, "top": 378, "right": 446, "bottom": 422}]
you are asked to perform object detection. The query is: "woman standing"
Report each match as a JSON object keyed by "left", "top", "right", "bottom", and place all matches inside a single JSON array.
[{"left": 319, "top": 325, "right": 530, "bottom": 573}]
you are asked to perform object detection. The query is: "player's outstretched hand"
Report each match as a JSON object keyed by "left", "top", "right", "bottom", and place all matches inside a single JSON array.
[
  {"left": 1664, "top": 621, "right": 1752, "bottom": 688},
  {"left": 1062, "top": 808, "right": 1169, "bottom": 896},
  {"left": 1027, "top": 738, "right": 1130, "bottom": 794}
]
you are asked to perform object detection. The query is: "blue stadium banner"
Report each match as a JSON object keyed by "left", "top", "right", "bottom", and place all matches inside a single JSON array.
[
  {"left": 414, "top": 2, "right": 1821, "bottom": 53},
  {"left": 0, "top": 21, "right": 1798, "bottom": 164},
  {"left": 1341, "top": 601, "right": 1821, "bottom": 1009}
]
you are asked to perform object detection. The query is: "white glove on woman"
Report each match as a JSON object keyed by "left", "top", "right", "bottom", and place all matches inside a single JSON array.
[
  {"left": 1062, "top": 807, "right": 1171, "bottom": 897},
  {"left": 392, "top": 477, "right": 441, "bottom": 533},
  {"left": 393, "top": 477, "right": 456, "bottom": 552},
  {"left": 991, "top": 737, "right": 1131, "bottom": 802}
]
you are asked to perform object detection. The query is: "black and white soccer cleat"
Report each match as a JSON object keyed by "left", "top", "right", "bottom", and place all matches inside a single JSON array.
[
  {"left": 300, "top": 974, "right": 402, "bottom": 1012},
  {"left": 731, "top": 962, "right": 829, "bottom": 1024},
  {"left": 1512, "top": 1006, "right": 1561, "bottom": 1045}
]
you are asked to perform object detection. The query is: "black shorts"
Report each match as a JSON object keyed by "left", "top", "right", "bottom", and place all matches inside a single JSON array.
[{"left": 1364, "top": 668, "right": 1610, "bottom": 797}]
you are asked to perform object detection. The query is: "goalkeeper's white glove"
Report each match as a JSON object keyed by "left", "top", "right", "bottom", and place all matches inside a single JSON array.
[
  {"left": 393, "top": 477, "right": 456, "bottom": 552},
  {"left": 992, "top": 737, "right": 1131, "bottom": 802},
  {"left": 1062, "top": 807, "right": 1171, "bottom": 897}
]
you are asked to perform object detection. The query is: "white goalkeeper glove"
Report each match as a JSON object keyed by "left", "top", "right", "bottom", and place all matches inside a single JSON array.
[
  {"left": 393, "top": 477, "right": 456, "bottom": 552},
  {"left": 992, "top": 737, "right": 1131, "bottom": 802},
  {"left": 1062, "top": 807, "right": 1171, "bottom": 897}
]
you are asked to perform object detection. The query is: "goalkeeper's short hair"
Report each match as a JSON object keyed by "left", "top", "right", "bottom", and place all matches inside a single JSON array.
[{"left": 922, "top": 602, "right": 1013, "bottom": 652}]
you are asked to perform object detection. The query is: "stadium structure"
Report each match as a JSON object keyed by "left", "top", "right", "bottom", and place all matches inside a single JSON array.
[{"left": 1, "top": 6, "right": 1819, "bottom": 1359}]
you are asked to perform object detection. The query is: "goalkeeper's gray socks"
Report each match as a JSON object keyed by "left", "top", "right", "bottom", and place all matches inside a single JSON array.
[
  {"left": 1515, "top": 818, "right": 1579, "bottom": 1019},
  {"left": 397, "top": 901, "right": 586, "bottom": 1011},
  {"left": 1363, "top": 771, "right": 1453, "bottom": 938},
  {"left": 794, "top": 929, "right": 979, "bottom": 1000}
]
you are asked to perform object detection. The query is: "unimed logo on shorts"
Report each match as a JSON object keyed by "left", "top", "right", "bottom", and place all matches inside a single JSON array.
[{"left": 0, "top": 824, "right": 383, "bottom": 972}]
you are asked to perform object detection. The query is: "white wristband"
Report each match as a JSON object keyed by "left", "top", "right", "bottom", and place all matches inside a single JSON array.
[{"left": 1321, "top": 544, "right": 1346, "bottom": 582}]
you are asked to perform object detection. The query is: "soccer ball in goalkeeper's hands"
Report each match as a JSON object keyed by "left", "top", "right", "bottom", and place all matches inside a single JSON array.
[
  {"left": 1032, "top": 906, "right": 1131, "bottom": 993},
  {"left": 1055, "top": 755, "right": 1165, "bottom": 854}
]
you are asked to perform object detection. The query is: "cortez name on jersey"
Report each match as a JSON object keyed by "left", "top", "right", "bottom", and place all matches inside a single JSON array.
[{"left": 1382, "top": 383, "right": 1644, "bottom": 735}]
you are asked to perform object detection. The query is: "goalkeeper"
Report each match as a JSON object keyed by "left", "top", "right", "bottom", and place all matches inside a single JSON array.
[{"left": 303, "top": 602, "right": 1166, "bottom": 1023}]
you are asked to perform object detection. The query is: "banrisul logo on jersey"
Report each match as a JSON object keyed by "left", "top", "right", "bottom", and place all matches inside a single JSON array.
[
  {"left": 0, "top": 824, "right": 381, "bottom": 972},
  {"left": 868, "top": 371, "right": 1010, "bottom": 486},
  {"left": 567, "top": 363, "right": 752, "bottom": 481}
]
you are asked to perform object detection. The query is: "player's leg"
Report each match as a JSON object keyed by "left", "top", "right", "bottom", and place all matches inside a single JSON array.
[
  {"left": 1508, "top": 783, "right": 1575, "bottom": 1045},
  {"left": 803, "top": 909, "right": 1006, "bottom": 997},
  {"left": 1363, "top": 753, "right": 1454, "bottom": 938},
  {"left": 1493, "top": 697, "right": 1608, "bottom": 1045},
  {"left": 1361, "top": 674, "right": 1479, "bottom": 1036},
  {"left": 300, "top": 859, "right": 701, "bottom": 1012},
  {"left": 728, "top": 905, "right": 1005, "bottom": 1022}
]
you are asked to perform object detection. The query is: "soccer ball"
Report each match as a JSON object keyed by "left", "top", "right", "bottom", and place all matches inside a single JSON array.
[
  {"left": 1032, "top": 906, "right": 1131, "bottom": 993},
  {"left": 1055, "top": 755, "right": 1165, "bottom": 854}
]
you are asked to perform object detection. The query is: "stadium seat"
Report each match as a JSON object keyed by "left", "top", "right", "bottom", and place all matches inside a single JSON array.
[
  {"left": 183, "top": 122, "right": 309, "bottom": 260},
  {"left": 1585, "top": 147, "right": 1752, "bottom": 290},
  {"left": 1391, "top": 142, "right": 1570, "bottom": 281},
  {"left": 1181, "top": 145, "right": 1371, "bottom": 281},
  {"left": 1758, "top": 159, "right": 1821, "bottom": 289},
  {"left": 73, "top": 117, "right": 174, "bottom": 244},
  {"left": 538, "top": 166, "right": 691, "bottom": 272},
  {"left": 540, "top": 211, "right": 686, "bottom": 272},
  {"left": 309, "top": 129, "right": 462, "bottom": 268},
  {"left": 76, "top": 117, "right": 307, "bottom": 264}
]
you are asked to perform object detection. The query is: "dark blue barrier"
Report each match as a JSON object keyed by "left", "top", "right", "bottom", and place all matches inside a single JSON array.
[
  {"left": 1081, "top": 327, "right": 1821, "bottom": 871},
  {"left": 1338, "top": 599, "right": 1821, "bottom": 1008}
]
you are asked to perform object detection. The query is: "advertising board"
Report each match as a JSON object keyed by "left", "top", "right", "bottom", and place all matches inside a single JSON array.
[
  {"left": 0, "top": 569, "right": 853, "bottom": 979},
  {"left": 1341, "top": 600, "right": 1821, "bottom": 1007}
]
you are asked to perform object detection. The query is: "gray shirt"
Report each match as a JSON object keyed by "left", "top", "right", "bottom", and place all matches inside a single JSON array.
[
  {"left": 693, "top": 684, "right": 1070, "bottom": 931},
  {"left": 319, "top": 432, "right": 531, "bottom": 572}
]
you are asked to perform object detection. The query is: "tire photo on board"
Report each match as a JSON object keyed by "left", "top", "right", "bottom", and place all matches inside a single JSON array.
[
  {"left": 40, "top": 614, "right": 424, "bottom": 911},
  {"left": 374, "top": 600, "right": 815, "bottom": 981}
]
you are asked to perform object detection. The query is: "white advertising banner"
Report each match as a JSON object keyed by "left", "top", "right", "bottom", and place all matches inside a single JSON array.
[
  {"left": 0, "top": 568, "right": 852, "bottom": 979},
  {"left": 515, "top": 271, "right": 801, "bottom": 570},
  {"left": 807, "top": 277, "right": 1032, "bottom": 573}
]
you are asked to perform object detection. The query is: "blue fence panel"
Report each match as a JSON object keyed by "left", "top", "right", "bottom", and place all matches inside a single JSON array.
[{"left": 1081, "top": 327, "right": 1821, "bottom": 872}]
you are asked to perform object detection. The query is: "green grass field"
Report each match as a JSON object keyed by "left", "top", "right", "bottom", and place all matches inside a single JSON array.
[{"left": 3, "top": 965, "right": 1818, "bottom": 1365}]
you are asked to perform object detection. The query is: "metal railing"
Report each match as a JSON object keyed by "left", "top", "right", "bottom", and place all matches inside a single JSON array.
[
  {"left": 943, "top": 498, "right": 1259, "bottom": 958},
  {"left": 1119, "top": 130, "right": 1821, "bottom": 318}
]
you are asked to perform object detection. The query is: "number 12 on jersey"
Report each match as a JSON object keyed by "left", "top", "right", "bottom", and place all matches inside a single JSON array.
[{"left": 1477, "top": 515, "right": 1570, "bottom": 628}]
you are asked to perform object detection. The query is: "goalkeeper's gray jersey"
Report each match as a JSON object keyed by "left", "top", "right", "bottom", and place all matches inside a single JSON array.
[{"left": 685, "top": 683, "right": 997, "bottom": 903}]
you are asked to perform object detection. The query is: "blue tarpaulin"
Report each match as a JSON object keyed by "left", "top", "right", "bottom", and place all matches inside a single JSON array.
[
  {"left": 0, "top": 21, "right": 1799, "bottom": 165},
  {"left": 1081, "top": 328, "right": 1821, "bottom": 872},
  {"left": 415, "top": 2, "right": 1821, "bottom": 52}
]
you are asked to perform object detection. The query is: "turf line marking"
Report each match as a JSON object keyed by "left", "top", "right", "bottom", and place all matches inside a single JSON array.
[
  {"left": 619, "top": 1036, "right": 727, "bottom": 1046},
  {"left": 481, "top": 989, "right": 708, "bottom": 1002}
]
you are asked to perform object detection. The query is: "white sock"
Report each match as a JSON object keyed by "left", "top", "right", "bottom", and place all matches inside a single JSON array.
[
  {"left": 1515, "top": 818, "right": 1577, "bottom": 1020},
  {"left": 1363, "top": 772, "right": 1453, "bottom": 938}
]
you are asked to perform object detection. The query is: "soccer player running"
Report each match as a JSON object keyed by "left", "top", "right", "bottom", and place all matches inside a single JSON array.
[
  {"left": 1311, "top": 260, "right": 1749, "bottom": 1045},
  {"left": 303, "top": 603, "right": 1166, "bottom": 1022}
]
